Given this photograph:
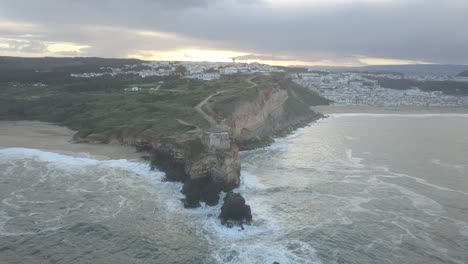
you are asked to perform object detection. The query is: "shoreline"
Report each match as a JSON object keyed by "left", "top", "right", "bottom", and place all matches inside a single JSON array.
[
  {"left": 312, "top": 105, "right": 468, "bottom": 115},
  {"left": 0, "top": 121, "right": 144, "bottom": 161},
  {"left": 3, "top": 105, "right": 467, "bottom": 160}
]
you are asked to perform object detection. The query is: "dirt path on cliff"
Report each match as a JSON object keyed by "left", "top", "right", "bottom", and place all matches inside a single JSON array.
[
  {"left": 195, "top": 76, "right": 258, "bottom": 128},
  {"left": 195, "top": 91, "right": 225, "bottom": 128},
  {"left": 245, "top": 75, "right": 258, "bottom": 89}
]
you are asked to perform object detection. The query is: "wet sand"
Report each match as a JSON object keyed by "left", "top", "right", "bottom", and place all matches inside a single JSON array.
[
  {"left": 0, "top": 121, "right": 144, "bottom": 160},
  {"left": 312, "top": 105, "right": 468, "bottom": 115}
]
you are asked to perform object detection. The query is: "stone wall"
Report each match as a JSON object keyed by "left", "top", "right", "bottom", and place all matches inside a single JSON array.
[{"left": 201, "top": 130, "right": 230, "bottom": 151}]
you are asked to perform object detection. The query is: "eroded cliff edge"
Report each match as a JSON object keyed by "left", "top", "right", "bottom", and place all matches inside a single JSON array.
[
  {"left": 208, "top": 77, "right": 330, "bottom": 150},
  {"left": 75, "top": 76, "right": 329, "bottom": 215}
]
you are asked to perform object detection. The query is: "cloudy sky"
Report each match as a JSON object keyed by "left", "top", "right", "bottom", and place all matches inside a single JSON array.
[{"left": 0, "top": 0, "right": 467, "bottom": 66}]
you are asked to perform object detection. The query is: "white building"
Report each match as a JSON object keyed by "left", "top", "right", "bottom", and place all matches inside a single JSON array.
[
  {"left": 201, "top": 129, "right": 231, "bottom": 150},
  {"left": 124, "top": 86, "right": 142, "bottom": 92},
  {"left": 189, "top": 73, "right": 221, "bottom": 81},
  {"left": 220, "top": 67, "right": 239, "bottom": 75}
]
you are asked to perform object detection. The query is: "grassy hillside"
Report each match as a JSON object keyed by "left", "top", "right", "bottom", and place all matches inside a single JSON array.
[
  {"left": 457, "top": 71, "right": 468, "bottom": 77},
  {"left": 0, "top": 58, "right": 263, "bottom": 138},
  {"left": 368, "top": 77, "right": 468, "bottom": 96}
]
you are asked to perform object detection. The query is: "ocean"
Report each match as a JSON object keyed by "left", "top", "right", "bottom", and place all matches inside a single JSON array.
[{"left": 1, "top": 113, "right": 467, "bottom": 264}]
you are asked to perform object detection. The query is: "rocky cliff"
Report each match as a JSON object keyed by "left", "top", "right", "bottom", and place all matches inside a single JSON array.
[
  {"left": 138, "top": 131, "right": 241, "bottom": 208},
  {"left": 74, "top": 76, "right": 329, "bottom": 212},
  {"left": 210, "top": 78, "right": 330, "bottom": 150},
  {"left": 73, "top": 127, "right": 241, "bottom": 208}
]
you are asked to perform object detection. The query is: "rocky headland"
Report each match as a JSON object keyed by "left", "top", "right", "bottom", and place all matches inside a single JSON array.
[{"left": 74, "top": 77, "right": 327, "bottom": 225}]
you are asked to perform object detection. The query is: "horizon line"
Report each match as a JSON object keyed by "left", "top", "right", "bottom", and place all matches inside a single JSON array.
[{"left": 2, "top": 55, "right": 468, "bottom": 68}]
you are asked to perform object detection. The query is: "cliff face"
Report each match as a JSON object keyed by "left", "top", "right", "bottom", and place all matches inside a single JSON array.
[
  {"left": 73, "top": 77, "right": 328, "bottom": 209},
  {"left": 224, "top": 83, "right": 288, "bottom": 140},
  {"left": 147, "top": 131, "right": 241, "bottom": 208},
  {"left": 216, "top": 78, "right": 329, "bottom": 149},
  {"left": 74, "top": 129, "right": 241, "bottom": 208}
]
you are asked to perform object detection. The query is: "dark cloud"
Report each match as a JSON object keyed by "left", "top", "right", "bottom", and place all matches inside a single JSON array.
[{"left": 0, "top": 0, "right": 467, "bottom": 64}]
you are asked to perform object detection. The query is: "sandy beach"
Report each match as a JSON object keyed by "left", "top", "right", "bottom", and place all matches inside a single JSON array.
[
  {"left": 0, "top": 121, "right": 144, "bottom": 160},
  {"left": 312, "top": 105, "right": 468, "bottom": 115},
  {"left": 2, "top": 106, "right": 467, "bottom": 159}
]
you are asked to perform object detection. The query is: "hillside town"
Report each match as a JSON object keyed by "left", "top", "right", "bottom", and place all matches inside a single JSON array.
[
  {"left": 70, "top": 61, "right": 284, "bottom": 80},
  {"left": 292, "top": 71, "right": 468, "bottom": 107},
  {"left": 68, "top": 60, "right": 468, "bottom": 107}
]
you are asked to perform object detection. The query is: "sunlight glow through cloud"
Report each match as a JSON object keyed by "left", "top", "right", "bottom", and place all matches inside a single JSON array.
[
  {"left": 129, "top": 49, "right": 249, "bottom": 63},
  {"left": 358, "top": 57, "right": 432, "bottom": 66},
  {"left": 47, "top": 43, "right": 90, "bottom": 53},
  {"left": 135, "top": 30, "right": 179, "bottom": 39},
  {"left": 1, "top": 0, "right": 467, "bottom": 65}
]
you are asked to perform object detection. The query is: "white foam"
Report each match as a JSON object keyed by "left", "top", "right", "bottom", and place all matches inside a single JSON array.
[
  {"left": 1, "top": 147, "right": 322, "bottom": 263},
  {"left": 265, "top": 140, "right": 290, "bottom": 151},
  {"left": 330, "top": 113, "right": 468, "bottom": 118},
  {"left": 0, "top": 210, "right": 11, "bottom": 235},
  {"left": 380, "top": 170, "right": 468, "bottom": 198},
  {"left": 368, "top": 175, "right": 444, "bottom": 212},
  {"left": 212, "top": 240, "right": 321, "bottom": 264},
  {"left": 344, "top": 149, "right": 365, "bottom": 169},
  {"left": 0, "top": 210, "right": 62, "bottom": 236},
  {"left": 193, "top": 195, "right": 280, "bottom": 241},
  {"left": 0, "top": 148, "right": 99, "bottom": 166},
  {"left": 0, "top": 147, "right": 165, "bottom": 181},
  {"left": 239, "top": 171, "right": 266, "bottom": 192},
  {"left": 431, "top": 159, "right": 466, "bottom": 173}
]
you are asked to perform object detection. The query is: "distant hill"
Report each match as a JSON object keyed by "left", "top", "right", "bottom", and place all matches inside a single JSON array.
[
  {"left": 0, "top": 56, "right": 146, "bottom": 84},
  {"left": 308, "top": 64, "right": 468, "bottom": 76},
  {"left": 457, "top": 70, "right": 468, "bottom": 77},
  {"left": 0, "top": 56, "right": 143, "bottom": 71}
]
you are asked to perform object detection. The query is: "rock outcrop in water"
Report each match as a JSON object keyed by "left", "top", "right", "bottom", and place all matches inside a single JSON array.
[
  {"left": 148, "top": 130, "right": 241, "bottom": 208},
  {"left": 219, "top": 192, "right": 252, "bottom": 227},
  {"left": 73, "top": 77, "right": 329, "bottom": 224}
]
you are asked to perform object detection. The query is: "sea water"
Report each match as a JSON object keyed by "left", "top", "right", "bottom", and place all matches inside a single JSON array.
[{"left": 1, "top": 114, "right": 467, "bottom": 263}]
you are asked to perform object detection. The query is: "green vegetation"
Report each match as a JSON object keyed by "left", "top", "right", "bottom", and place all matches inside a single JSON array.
[
  {"left": 279, "top": 78, "right": 331, "bottom": 107},
  {"left": 0, "top": 57, "right": 286, "bottom": 139},
  {"left": 457, "top": 71, "right": 468, "bottom": 77},
  {"left": 186, "top": 138, "right": 208, "bottom": 159},
  {"left": 0, "top": 85, "right": 212, "bottom": 137},
  {"left": 369, "top": 77, "right": 468, "bottom": 96},
  {"left": 211, "top": 74, "right": 330, "bottom": 120},
  {"left": 208, "top": 74, "right": 282, "bottom": 119}
]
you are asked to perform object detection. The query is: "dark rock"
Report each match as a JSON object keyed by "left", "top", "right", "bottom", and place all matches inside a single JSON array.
[
  {"left": 85, "top": 133, "right": 110, "bottom": 144},
  {"left": 150, "top": 133, "right": 240, "bottom": 209},
  {"left": 151, "top": 151, "right": 187, "bottom": 182},
  {"left": 72, "top": 131, "right": 110, "bottom": 144},
  {"left": 236, "top": 135, "right": 274, "bottom": 151},
  {"left": 273, "top": 262, "right": 280, "bottom": 264},
  {"left": 182, "top": 177, "right": 221, "bottom": 208},
  {"left": 135, "top": 142, "right": 152, "bottom": 153},
  {"left": 182, "top": 196, "right": 201, "bottom": 208},
  {"left": 72, "top": 130, "right": 91, "bottom": 143},
  {"left": 219, "top": 192, "right": 252, "bottom": 226}
]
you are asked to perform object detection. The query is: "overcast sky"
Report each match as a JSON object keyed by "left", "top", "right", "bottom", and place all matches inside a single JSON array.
[{"left": 0, "top": 0, "right": 467, "bottom": 66}]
